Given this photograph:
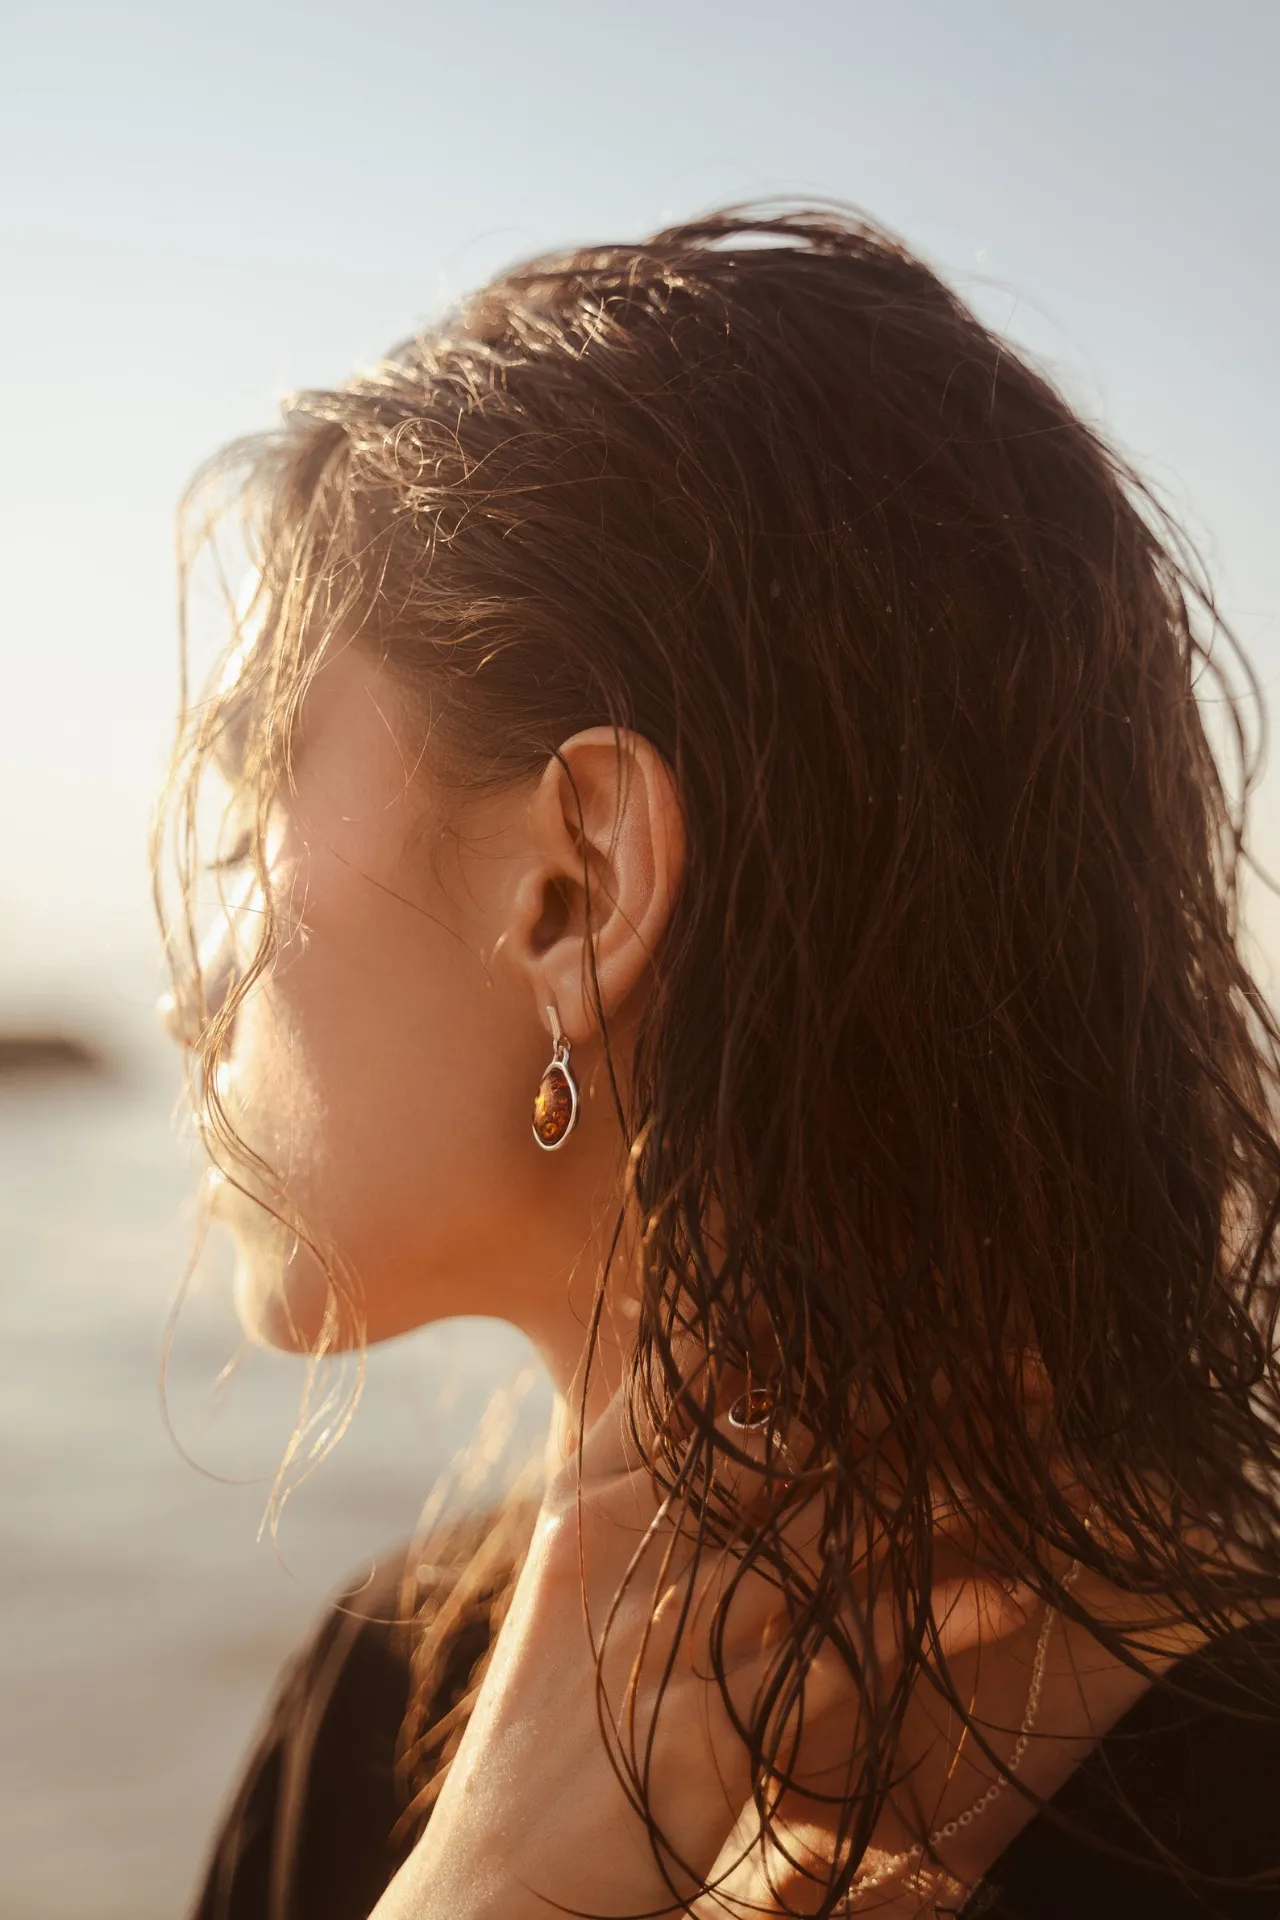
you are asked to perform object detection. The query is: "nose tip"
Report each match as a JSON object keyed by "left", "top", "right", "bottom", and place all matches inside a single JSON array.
[
  {"left": 157, "top": 989, "right": 185, "bottom": 1045},
  {"left": 160, "top": 893, "right": 249, "bottom": 1048},
  {"left": 157, "top": 980, "right": 211, "bottom": 1049},
  {"left": 157, "top": 957, "right": 237, "bottom": 1049}
]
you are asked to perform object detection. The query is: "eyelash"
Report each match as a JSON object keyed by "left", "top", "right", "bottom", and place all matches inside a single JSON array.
[{"left": 204, "top": 827, "right": 255, "bottom": 875}]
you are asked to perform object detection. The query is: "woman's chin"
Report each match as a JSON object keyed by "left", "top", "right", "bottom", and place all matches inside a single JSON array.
[
  {"left": 205, "top": 1169, "right": 456, "bottom": 1350},
  {"left": 209, "top": 1203, "right": 362, "bottom": 1356},
  {"left": 233, "top": 1250, "right": 358, "bottom": 1353}
]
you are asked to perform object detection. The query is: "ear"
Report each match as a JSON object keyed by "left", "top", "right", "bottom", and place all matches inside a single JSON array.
[{"left": 508, "top": 727, "right": 685, "bottom": 1043}]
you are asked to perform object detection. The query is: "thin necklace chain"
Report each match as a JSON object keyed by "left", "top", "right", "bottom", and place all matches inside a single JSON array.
[{"left": 840, "top": 1556, "right": 1084, "bottom": 1906}]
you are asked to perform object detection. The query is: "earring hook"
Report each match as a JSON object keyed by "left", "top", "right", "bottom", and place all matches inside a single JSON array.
[{"left": 546, "top": 1002, "right": 570, "bottom": 1063}]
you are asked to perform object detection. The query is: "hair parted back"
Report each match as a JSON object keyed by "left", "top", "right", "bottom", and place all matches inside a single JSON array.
[{"left": 159, "top": 204, "right": 1280, "bottom": 1912}]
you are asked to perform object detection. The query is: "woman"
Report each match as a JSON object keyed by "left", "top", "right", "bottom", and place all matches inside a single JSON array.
[{"left": 158, "top": 206, "right": 1280, "bottom": 1919}]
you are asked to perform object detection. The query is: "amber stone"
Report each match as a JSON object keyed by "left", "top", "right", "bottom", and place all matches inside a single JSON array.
[
  {"left": 532, "top": 1064, "right": 575, "bottom": 1146},
  {"left": 727, "top": 1387, "right": 777, "bottom": 1430}
]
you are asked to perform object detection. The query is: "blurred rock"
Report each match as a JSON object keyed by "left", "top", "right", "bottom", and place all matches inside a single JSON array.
[{"left": 0, "top": 1032, "right": 108, "bottom": 1079}]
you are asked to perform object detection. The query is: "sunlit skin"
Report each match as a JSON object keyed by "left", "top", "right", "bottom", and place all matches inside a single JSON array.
[
  {"left": 176, "top": 644, "right": 1200, "bottom": 1920},
  {"left": 192, "top": 642, "right": 678, "bottom": 1390}
]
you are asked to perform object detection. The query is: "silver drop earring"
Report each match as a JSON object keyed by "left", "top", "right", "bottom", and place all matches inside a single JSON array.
[{"left": 531, "top": 1003, "right": 579, "bottom": 1150}]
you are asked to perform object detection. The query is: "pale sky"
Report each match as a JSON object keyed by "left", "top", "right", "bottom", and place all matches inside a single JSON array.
[{"left": 4, "top": 0, "right": 1278, "bottom": 991}]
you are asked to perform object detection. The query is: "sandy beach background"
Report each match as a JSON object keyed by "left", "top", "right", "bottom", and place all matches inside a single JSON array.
[{"left": 0, "top": 944, "right": 552, "bottom": 1920}]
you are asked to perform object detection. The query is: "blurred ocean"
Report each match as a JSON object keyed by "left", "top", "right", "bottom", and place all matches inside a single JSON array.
[{"left": 0, "top": 946, "right": 552, "bottom": 1920}]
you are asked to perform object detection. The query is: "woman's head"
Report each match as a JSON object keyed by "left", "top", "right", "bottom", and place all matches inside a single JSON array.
[
  {"left": 177, "top": 630, "right": 684, "bottom": 1365},
  {"left": 159, "top": 201, "right": 1280, "bottom": 1801}
]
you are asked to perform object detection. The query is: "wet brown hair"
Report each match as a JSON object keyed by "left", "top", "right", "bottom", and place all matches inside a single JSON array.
[{"left": 158, "top": 205, "right": 1280, "bottom": 1912}]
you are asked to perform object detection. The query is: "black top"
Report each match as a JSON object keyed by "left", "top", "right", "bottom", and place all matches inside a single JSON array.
[{"left": 191, "top": 1549, "right": 1280, "bottom": 1920}]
